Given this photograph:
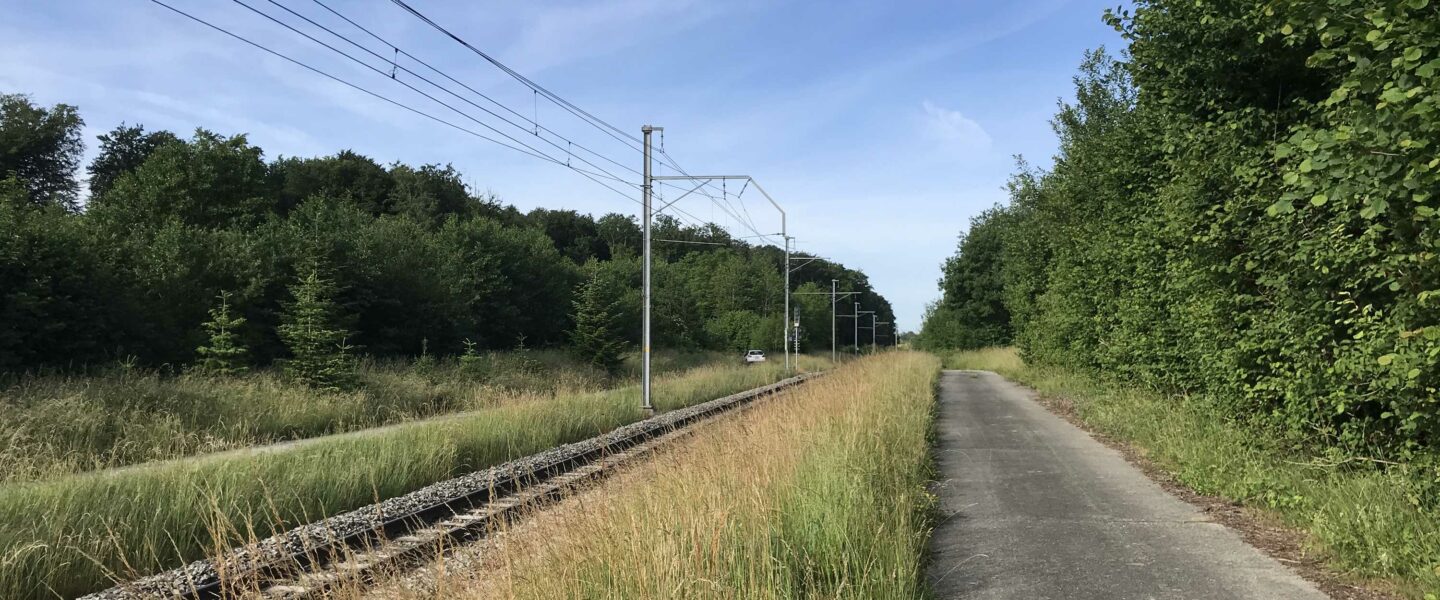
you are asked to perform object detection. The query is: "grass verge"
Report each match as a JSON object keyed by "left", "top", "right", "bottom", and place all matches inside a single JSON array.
[
  {"left": 943, "top": 347, "right": 1440, "bottom": 599},
  {"left": 0, "top": 349, "right": 718, "bottom": 483},
  {"left": 387, "top": 351, "right": 939, "bottom": 599},
  {"left": 0, "top": 357, "right": 828, "bottom": 600}
]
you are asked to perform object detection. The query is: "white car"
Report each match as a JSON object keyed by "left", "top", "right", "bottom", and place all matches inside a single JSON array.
[{"left": 744, "top": 349, "right": 767, "bottom": 364}]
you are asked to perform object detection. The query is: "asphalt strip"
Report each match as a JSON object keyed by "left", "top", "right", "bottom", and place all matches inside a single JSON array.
[{"left": 926, "top": 370, "right": 1328, "bottom": 600}]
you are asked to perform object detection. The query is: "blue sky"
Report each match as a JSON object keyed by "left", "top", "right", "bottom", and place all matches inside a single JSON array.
[{"left": 1, "top": 0, "right": 1126, "bottom": 331}]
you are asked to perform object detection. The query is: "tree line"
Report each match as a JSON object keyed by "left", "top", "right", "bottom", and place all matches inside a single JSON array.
[
  {"left": 920, "top": 0, "right": 1440, "bottom": 458},
  {"left": 0, "top": 91, "right": 893, "bottom": 377}
]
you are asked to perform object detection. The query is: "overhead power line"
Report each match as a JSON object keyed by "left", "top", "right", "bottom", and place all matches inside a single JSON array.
[
  {"left": 387, "top": 0, "right": 645, "bottom": 151},
  {"left": 159, "top": 0, "right": 726, "bottom": 231},
  {"left": 380, "top": 0, "right": 778, "bottom": 242},
  {"left": 234, "top": 0, "right": 636, "bottom": 189},
  {"left": 304, "top": 0, "right": 650, "bottom": 183},
  {"left": 154, "top": 0, "right": 778, "bottom": 242},
  {"left": 146, "top": 0, "right": 646, "bottom": 205},
  {"left": 281, "top": 0, "right": 724, "bottom": 229},
  {"left": 653, "top": 238, "right": 730, "bottom": 246},
  {"left": 238, "top": 0, "right": 741, "bottom": 229},
  {"left": 145, "top": 1, "right": 534, "bottom": 167}
]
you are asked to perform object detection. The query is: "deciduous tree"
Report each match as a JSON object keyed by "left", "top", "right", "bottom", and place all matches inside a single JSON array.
[
  {"left": 0, "top": 93, "right": 83, "bottom": 208},
  {"left": 87, "top": 123, "right": 178, "bottom": 201}
]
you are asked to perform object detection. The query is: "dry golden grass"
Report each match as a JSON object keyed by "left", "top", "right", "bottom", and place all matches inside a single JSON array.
[{"left": 363, "top": 351, "right": 939, "bottom": 600}]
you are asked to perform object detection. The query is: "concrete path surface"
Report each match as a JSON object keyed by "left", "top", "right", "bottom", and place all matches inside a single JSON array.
[{"left": 927, "top": 370, "right": 1328, "bottom": 600}]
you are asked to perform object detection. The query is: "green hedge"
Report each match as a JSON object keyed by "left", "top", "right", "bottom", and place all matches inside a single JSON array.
[{"left": 926, "top": 0, "right": 1440, "bottom": 459}]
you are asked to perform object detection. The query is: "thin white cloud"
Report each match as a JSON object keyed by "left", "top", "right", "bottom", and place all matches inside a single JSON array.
[
  {"left": 502, "top": 0, "right": 725, "bottom": 74},
  {"left": 920, "top": 100, "right": 992, "bottom": 152}
]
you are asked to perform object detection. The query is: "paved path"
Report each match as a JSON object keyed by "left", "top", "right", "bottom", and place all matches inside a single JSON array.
[{"left": 927, "top": 370, "right": 1328, "bottom": 600}]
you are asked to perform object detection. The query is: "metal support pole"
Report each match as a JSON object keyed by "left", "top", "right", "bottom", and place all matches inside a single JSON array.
[
  {"left": 853, "top": 302, "right": 860, "bottom": 355},
  {"left": 783, "top": 235, "right": 791, "bottom": 372},
  {"left": 830, "top": 279, "right": 837, "bottom": 363},
  {"left": 855, "top": 308, "right": 874, "bottom": 354},
  {"left": 791, "top": 305, "right": 800, "bottom": 363},
  {"left": 640, "top": 125, "right": 660, "bottom": 415},
  {"left": 650, "top": 174, "right": 787, "bottom": 372}
]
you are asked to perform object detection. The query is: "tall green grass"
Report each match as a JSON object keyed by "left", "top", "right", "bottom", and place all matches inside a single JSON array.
[
  {"left": 944, "top": 347, "right": 1440, "bottom": 599},
  {"left": 447, "top": 352, "right": 939, "bottom": 599},
  {"left": 0, "top": 350, "right": 718, "bottom": 483},
  {"left": 0, "top": 357, "right": 828, "bottom": 600},
  {"left": 770, "top": 353, "right": 938, "bottom": 597}
]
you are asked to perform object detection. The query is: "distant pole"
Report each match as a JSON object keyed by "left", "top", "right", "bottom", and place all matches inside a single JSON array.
[
  {"left": 783, "top": 235, "right": 791, "bottom": 372},
  {"left": 792, "top": 305, "right": 800, "bottom": 362},
  {"left": 830, "top": 279, "right": 837, "bottom": 363},
  {"left": 856, "top": 308, "right": 874, "bottom": 354},
  {"left": 853, "top": 302, "right": 860, "bottom": 355},
  {"left": 641, "top": 125, "right": 661, "bottom": 415}
]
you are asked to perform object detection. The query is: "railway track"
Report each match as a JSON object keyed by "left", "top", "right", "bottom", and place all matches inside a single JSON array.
[{"left": 84, "top": 372, "right": 821, "bottom": 600}]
